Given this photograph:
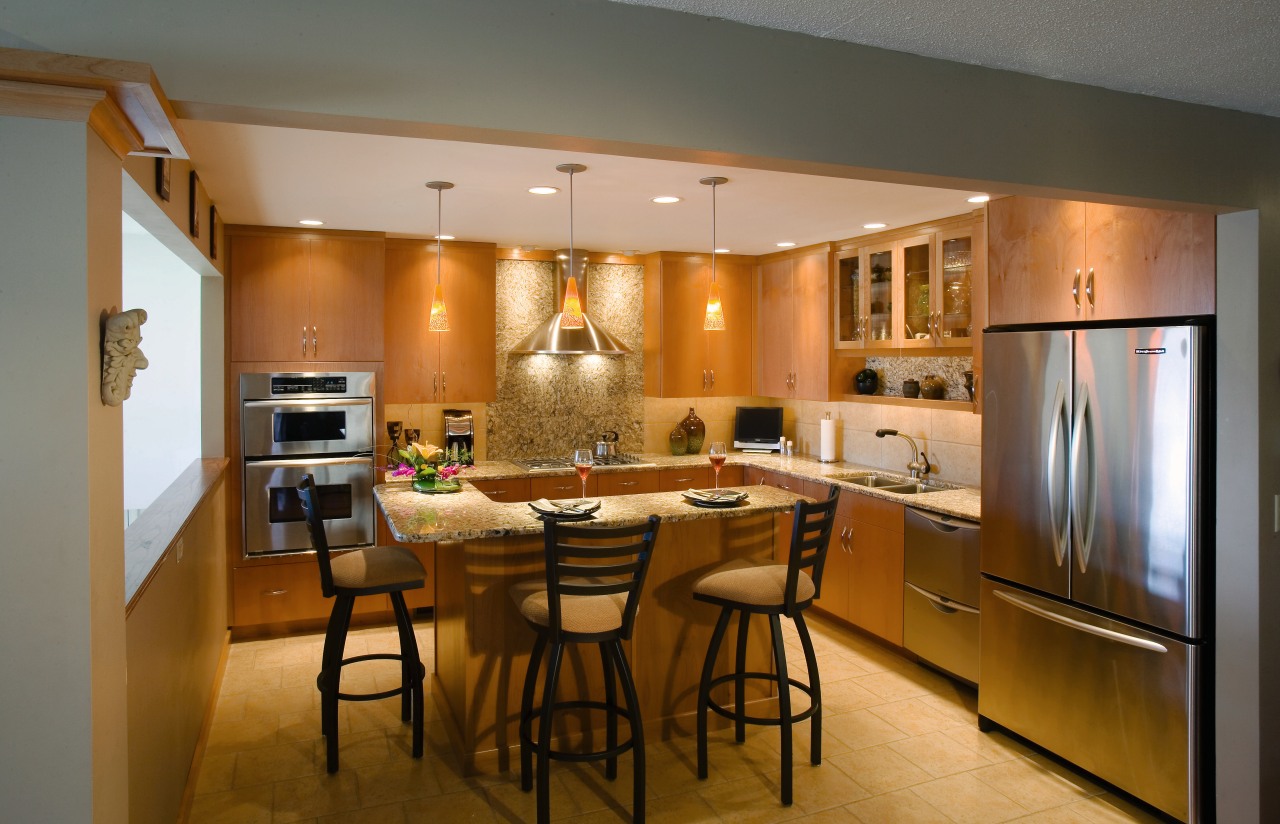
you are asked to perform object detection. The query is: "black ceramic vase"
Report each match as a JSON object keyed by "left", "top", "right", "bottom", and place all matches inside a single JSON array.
[{"left": 855, "top": 368, "right": 879, "bottom": 395}]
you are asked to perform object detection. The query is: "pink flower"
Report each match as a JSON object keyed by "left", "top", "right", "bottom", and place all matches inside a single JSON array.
[
  {"left": 437, "top": 464, "right": 460, "bottom": 481},
  {"left": 391, "top": 463, "right": 416, "bottom": 477}
]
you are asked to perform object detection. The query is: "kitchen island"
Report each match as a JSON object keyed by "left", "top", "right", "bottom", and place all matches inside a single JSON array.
[{"left": 374, "top": 454, "right": 980, "bottom": 773}]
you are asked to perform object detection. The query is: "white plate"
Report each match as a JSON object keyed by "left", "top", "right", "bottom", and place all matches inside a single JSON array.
[{"left": 528, "top": 498, "right": 601, "bottom": 517}]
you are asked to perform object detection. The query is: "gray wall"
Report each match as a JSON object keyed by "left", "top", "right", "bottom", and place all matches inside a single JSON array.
[{"left": 4, "top": 0, "right": 1278, "bottom": 818}]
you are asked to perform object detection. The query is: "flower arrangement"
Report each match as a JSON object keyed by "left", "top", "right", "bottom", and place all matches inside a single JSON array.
[{"left": 392, "top": 441, "right": 466, "bottom": 492}]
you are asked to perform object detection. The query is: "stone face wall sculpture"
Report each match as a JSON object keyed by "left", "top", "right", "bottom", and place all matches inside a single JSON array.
[{"left": 101, "top": 307, "right": 149, "bottom": 406}]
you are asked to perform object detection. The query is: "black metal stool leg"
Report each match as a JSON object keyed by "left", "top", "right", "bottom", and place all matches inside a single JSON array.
[
  {"left": 733, "top": 609, "right": 751, "bottom": 743},
  {"left": 697, "top": 606, "right": 733, "bottom": 780},
  {"left": 536, "top": 641, "right": 565, "bottom": 824},
  {"left": 390, "top": 591, "right": 424, "bottom": 758},
  {"left": 600, "top": 641, "right": 618, "bottom": 781},
  {"left": 520, "top": 633, "right": 547, "bottom": 792},
  {"left": 769, "top": 614, "right": 793, "bottom": 806},
  {"left": 610, "top": 639, "right": 645, "bottom": 824},
  {"left": 794, "top": 612, "right": 821, "bottom": 766},
  {"left": 321, "top": 595, "right": 356, "bottom": 773}
]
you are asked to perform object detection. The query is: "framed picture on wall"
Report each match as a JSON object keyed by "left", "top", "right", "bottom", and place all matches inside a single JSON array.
[
  {"left": 209, "top": 205, "right": 220, "bottom": 260},
  {"left": 189, "top": 170, "right": 200, "bottom": 238},
  {"left": 155, "top": 157, "right": 171, "bottom": 202}
]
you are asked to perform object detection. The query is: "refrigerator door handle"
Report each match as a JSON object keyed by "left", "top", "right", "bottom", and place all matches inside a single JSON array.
[
  {"left": 1069, "top": 383, "right": 1098, "bottom": 574},
  {"left": 907, "top": 582, "right": 980, "bottom": 615},
  {"left": 1046, "top": 379, "right": 1069, "bottom": 567},
  {"left": 993, "top": 589, "right": 1168, "bottom": 653}
]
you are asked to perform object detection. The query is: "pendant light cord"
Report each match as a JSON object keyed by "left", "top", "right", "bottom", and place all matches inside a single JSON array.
[
  {"left": 568, "top": 168, "right": 575, "bottom": 278},
  {"left": 436, "top": 186, "right": 443, "bottom": 285},
  {"left": 711, "top": 180, "right": 717, "bottom": 284}
]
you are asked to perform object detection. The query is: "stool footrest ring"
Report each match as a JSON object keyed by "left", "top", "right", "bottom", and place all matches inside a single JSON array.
[
  {"left": 520, "top": 699, "right": 637, "bottom": 763},
  {"left": 317, "top": 653, "right": 426, "bottom": 703},
  {"left": 706, "top": 671, "right": 818, "bottom": 726}
]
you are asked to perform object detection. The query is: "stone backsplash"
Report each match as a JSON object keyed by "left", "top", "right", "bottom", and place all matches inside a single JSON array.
[
  {"left": 486, "top": 259, "right": 645, "bottom": 458},
  {"left": 865, "top": 355, "right": 974, "bottom": 401}
]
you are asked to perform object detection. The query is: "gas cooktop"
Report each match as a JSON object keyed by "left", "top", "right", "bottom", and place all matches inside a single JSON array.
[{"left": 513, "top": 454, "right": 656, "bottom": 471}]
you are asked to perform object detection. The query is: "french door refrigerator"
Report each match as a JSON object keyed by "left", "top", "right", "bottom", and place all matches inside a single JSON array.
[{"left": 980, "top": 323, "right": 1209, "bottom": 824}]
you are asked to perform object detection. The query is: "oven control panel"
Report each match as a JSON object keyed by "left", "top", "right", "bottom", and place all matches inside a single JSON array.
[{"left": 271, "top": 375, "right": 347, "bottom": 395}]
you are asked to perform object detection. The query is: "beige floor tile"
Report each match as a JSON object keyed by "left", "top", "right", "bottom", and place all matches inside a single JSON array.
[
  {"left": 852, "top": 669, "right": 937, "bottom": 702},
  {"left": 1008, "top": 807, "right": 1093, "bottom": 823},
  {"left": 823, "top": 709, "right": 909, "bottom": 751},
  {"left": 277, "top": 707, "right": 332, "bottom": 742},
  {"left": 813, "top": 654, "right": 875, "bottom": 682},
  {"left": 233, "top": 739, "right": 321, "bottom": 786},
  {"left": 271, "top": 771, "right": 362, "bottom": 822},
  {"left": 846, "top": 788, "right": 951, "bottom": 824},
  {"left": 404, "top": 787, "right": 499, "bottom": 822},
  {"left": 972, "top": 757, "right": 1096, "bottom": 812},
  {"left": 193, "top": 751, "right": 238, "bottom": 796},
  {"left": 568, "top": 788, "right": 721, "bottom": 823},
  {"left": 186, "top": 783, "right": 274, "bottom": 824},
  {"left": 1061, "top": 793, "right": 1166, "bottom": 823},
  {"left": 243, "top": 684, "right": 318, "bottom": 718},
  {"left": 916, "top": 687, "right": 979, "bottom": 725},
  {"left": 827, "top": 744, "right": 932, "bottom": 795},
  {"left": 783, "top": 761, "right": 872, "bottom": 814},
  {"left": 205, "top": 716, "right": 278, "bottom": 755},
  {"left": 696, "top": 773, "right": 800, "bottom": 823},
  {"left": 909, "top": 772, "right": 1027, "bottom": 824},
  {"left": 219, "top": 665, "right": 284, "bottom": 695},
  {"left": 865, "top": 697, "right": 966, "bottom": 737},
  {"left": 484, "top": 771, "right": 585, "bottom": 821},
  {"left": 820, "top": 678, "right": 887, "bottom": 713},
  {"left": 354, "top": 757, "right": 443, "bottom": 807},
  {"left": 255, "top": 640, "right": 324, "bottom": 669},
  {"left": 555, "top": 760, "right": 643, "bottom": 816},
  {"left": 324, "top": 729, "right": 395, "bottom": 771},
  {"left": 316, "top": 801, "right": 409, "bottom": 824},
  {"left": 1027, "top": 754, "right": 1105, "bottom": 797},
  {"left": 887, "top": 730, "right": 992, "bottom": 777},
  {"left": 940, "top": 725, "right": 1032, "bottom": 763}
]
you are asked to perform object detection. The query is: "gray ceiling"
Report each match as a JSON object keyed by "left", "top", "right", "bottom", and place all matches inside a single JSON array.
[{"left": 609, "top": 0, "right": 1280, "bottom": 118}]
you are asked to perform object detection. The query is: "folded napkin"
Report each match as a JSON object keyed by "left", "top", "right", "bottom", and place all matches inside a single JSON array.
[
  {"left": 529, "top": 498, "right": 600, "bottom": 516},
  {"left": 684, "top": 489, "right": 748, "bottom": 503}
]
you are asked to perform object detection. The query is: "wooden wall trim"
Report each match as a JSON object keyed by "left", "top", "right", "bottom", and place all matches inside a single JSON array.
[
  {"left": 832, "top": 209, "right": 985, "bottom": 251},
  {"left": 225, "top": 223, "right": 385, "bottom": 241}
]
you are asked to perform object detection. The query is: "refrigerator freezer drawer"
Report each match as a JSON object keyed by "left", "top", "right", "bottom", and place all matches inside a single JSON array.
[
  {"left": 979, "top": 580, "right": 1198, "bottom": 823},
  {"left": 902, "top": 582, "right": 979, "bottom": 684}
]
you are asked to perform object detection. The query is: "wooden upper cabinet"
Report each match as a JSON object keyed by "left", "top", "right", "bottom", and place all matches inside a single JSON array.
[
  {"left": 643, "top": 253, "right": 753, "bottom": 397},
  {"left": 309, "top": 236, "right": 384, "bottom": 361},
  {"left": 229, "top": 229, "right": 384, "bottom": 363},
  {"left": 988, "top": 196, "right": 1214, "bottom": 326},
  {"left": 229, "top": 233, "right": 311, "bottom": 362},
  {"left": 383, "top": 240, "right": 496, "bottom": 404},
  {"left": 1084, "top": 204, "right": 1215, "bottom": 320},
  {"left": 757, "top": 246, "right": 831, "bottom": 400}
]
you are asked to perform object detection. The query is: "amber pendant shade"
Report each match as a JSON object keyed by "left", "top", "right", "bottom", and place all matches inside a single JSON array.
[
  {"left": 428, "top": 282, "right": 449, "bottom": 331},
  {"left": 559, "top": 275, "right": 585, "bottom": 328},
  {"left": 703, "top": 280, "right": 725, "bottom": 331}
]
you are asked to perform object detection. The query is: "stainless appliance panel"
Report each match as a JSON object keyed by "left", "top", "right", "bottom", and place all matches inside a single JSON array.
[
  {"left": 240, "top": 371, "right": 375, "bottom": 400},
  {"left": 904, "top": 507, "right": 981, "bottom": 606},
  {"left": 1073, "top": 326, "right": 1200, "bottom": 637},
  {"left": 242, "top": 398, "right": 374, "bottom": 458},
  {"left": 243, "top": 456, "right": 374, "bottom": 556},
  {"left": 980, "top": 580, "right": 1197, "bottom": 823},
  {"left": 981, "top": 330, "right": 1072, "bottom": 597},
  {"left": 903, "top": 582, "right": 980, "bottom": 684}
]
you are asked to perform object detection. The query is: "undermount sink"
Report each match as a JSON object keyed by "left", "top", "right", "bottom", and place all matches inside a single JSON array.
[{"left": 845, "top": 475, "right": 947, "bottom": 494}]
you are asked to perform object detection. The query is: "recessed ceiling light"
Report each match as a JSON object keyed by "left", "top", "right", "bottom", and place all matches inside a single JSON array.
[
  {"left": 651, "top": 196, "right": 681, "bottom": 204},
  {"left": 299, "top": 219, "right": 324, "bottom": 226},
  {"left": 528, "top": 186, "right": 559, "bottom": 195},
  {"left": 434, "top": 234, "right": 455, "bottom": 240},
  {"left": 519, "top": 245, "right": 537, "bottom": 252},
  {"left": 967, "top": 194, "right": 991, "bottom": 203},
  {"left": 621, "top": 249, "right": 637, "bottom": 257},
  {"left": 863, "top": 222, "right": 887, "bottom": 229},
  {"left": 714, "top": 248, "right": 730, "bottom": 254},
  {"left": 776, "top": 241, "right": 797, "bottom": 248}
]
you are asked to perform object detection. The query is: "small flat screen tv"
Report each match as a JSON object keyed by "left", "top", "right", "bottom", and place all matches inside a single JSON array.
[{"left": 734, "top": 406, "right": 783, "bottom": 452}]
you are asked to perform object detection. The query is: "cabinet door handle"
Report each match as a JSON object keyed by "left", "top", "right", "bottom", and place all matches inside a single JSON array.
[
  {"left": 441, "top": 371, "right": 446, "bottom": 398},
  {"left": 702, "top": 369, "right": 708, "bottom": 391},
  {"left": 709, "top": 369, "right": 715, "bottom": 389},
  {"left": 312, "top": 326, "right": 317, "bottom": 356},
  {"left": 1072, "top": 269, "right": 1082, "bottom": 309},
  {"left": 302, "top": 327, "right": 307, "bottom": 358},
  {"left": 1085, "top": 267, "right": 1095, "bottom": 309},
  {"left": 433, "top": 371, "right": 438, "bottom": 399}
]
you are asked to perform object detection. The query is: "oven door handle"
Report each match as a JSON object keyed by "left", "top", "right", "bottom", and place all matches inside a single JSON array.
[
  {"left": 244, "top": 455, "right": 374, "bottom": 470},
  {"left": 244, "top": 398, "right": 372, "bottom": 410}
]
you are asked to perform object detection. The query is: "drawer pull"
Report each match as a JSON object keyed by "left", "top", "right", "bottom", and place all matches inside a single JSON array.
[
  {"left": 265, "top": 589, "right": 288, "bottom": 596},
  {"left": 619, "top": 481, "right": 639, "bottom": 487},
  {"left": 674, "top": 477, "right": 693, "bottom": 482}
]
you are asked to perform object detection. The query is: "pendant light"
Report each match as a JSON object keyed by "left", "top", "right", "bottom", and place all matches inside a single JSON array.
[
  {"left": 426, "top": 181, "right": 453, "bottom": 332},
  {"left": 701, "top": 176, "right": 728, "bottom": 331},
  {"left": 558, "top": 163, "right": 586, "bottom": 329}
]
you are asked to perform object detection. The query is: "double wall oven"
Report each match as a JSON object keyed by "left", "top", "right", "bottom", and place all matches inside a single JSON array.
[{"left": 240, "top": 372, "right": 376, "bottom": 557}]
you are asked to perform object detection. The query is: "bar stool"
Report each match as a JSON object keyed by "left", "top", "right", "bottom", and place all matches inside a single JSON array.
[
  {"left": 296, "top": 474, "right": 427, "bottom": 773},
  {"left": 510, "top": 516, "right": 661, "bottom": 824},
  {"left": 693, "top": 486, "right": 839, "bottom": 806}
]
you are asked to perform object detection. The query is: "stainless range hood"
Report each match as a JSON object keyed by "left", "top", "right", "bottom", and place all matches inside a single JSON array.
[{"left": 510, "top": 251, "right": 630, "bottom": 355}]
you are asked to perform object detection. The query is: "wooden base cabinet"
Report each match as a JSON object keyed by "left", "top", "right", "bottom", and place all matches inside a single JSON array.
[
  {"left": 987, "top": 196, "right": 1214, "bottom": 326},
  {"left": 643, "top": 252, "right": 754, "bottom": 397},
  {"left": 232, "top": 560, "right": 388, "bottom": 627},
  {"left": 384, "top": 239, "right": 497, "bottom": 404},
  {"left": 229, "top": 228, "right": 385, "bottom": 362}
]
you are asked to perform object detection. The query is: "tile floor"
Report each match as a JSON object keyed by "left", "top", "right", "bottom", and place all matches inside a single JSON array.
[{"left": 188, "top": 614, "right": 1163, "bottom": 823}]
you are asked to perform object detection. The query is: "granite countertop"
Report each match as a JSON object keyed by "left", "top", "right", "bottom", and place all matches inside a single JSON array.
[
  {"left": 377, "top": 452, "right": 980, "bottom": 542},
  {"left": 376, "top": 482, "right": 805, "bottom": 543}
]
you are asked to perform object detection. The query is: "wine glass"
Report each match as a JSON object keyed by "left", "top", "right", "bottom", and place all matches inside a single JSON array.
[
  {"left": 572, "top": 449, "right": 593, "bottom": 501},
  {"left": 708, "top": 442, "right": 727, "bottom": 489}
]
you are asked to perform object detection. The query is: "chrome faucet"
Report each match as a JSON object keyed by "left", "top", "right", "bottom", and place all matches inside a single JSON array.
[{"left": 876, "top": 429, "right": 930, "bottom": 479}]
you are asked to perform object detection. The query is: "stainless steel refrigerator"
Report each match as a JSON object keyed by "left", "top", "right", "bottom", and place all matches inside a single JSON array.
[{"left": 980, "top": 324, "right": 1209, "bottom": 824}]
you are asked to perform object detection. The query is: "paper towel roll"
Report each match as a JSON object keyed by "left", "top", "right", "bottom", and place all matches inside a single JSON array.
[{"left": 819, "top": 418, "right": 837, "bottom": 463}]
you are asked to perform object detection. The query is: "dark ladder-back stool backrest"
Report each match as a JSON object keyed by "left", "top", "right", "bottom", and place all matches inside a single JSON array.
[
  {"left": 542, "top": 516, "right": 661, "bottom": 641},
  {"left": 783, "top": 485, "right": 840, "bottom": 616},
  {"left": 296, "top": 474, "right": 337, "bottom": 598}
]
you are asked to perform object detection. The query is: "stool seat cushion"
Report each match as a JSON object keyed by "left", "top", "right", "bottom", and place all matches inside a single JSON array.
[
  {"left": 510, "top": 578, "right": 628, "bottom": 634},
  {"left": 331, "top": 546, "right": 425, "bottom": 592},
  {"left": 693, "top": 559, "right": 814, "bottom": 607}
]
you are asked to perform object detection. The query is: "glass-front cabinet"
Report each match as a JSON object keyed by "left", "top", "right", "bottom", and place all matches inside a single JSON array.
[{"left": 834, "top": 216, "right": 981, "bottom": 351}]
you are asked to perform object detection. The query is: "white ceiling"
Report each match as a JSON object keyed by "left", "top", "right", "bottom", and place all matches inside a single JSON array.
[
  {"left": 182, "top": 119, "right": 986, "bottom": 256},
  {"left": 608, "top": 0, "right": 1280, "bottom": 118}
]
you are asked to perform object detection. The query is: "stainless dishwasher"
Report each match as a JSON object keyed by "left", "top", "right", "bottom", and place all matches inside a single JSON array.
[{"left": 903, "top": 506, "right": 981, "bottom": 685}]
